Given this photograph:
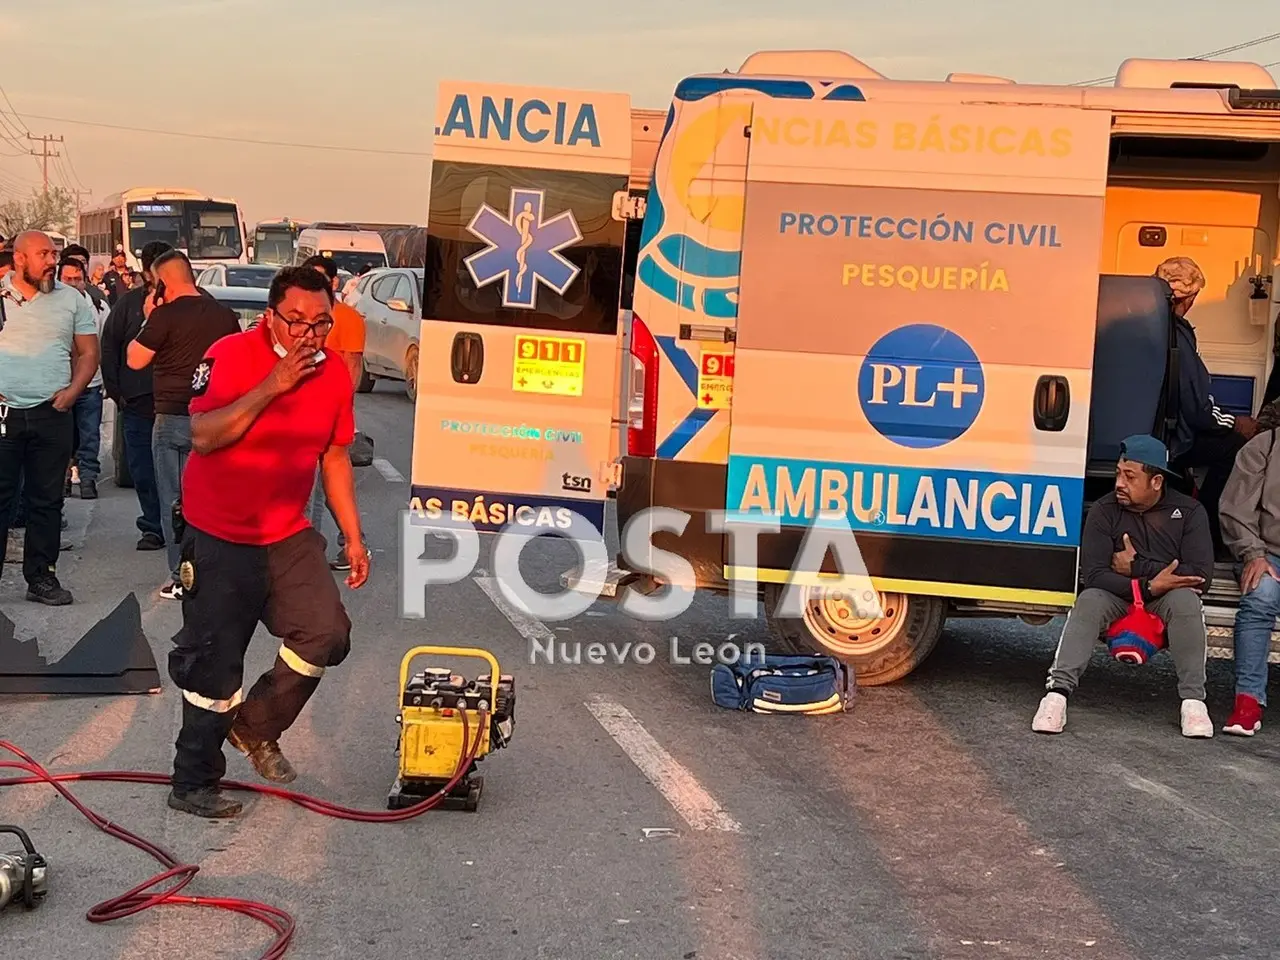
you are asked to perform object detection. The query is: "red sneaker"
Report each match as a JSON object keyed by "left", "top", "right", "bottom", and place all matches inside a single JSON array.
[{"left": 1223, "top": 694, "right": 1263, "bottom": 737}]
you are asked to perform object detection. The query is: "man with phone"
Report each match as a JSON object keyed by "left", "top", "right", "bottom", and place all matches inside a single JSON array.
[
  {"left": 166, "top": 266, "right": 368, "bottom": 818},
  {"left": 127, "top": 250, "right": 240, "bottom": 599},
  {"left": 1032, "top": 435, "right": 1216, "bottom": 738}
]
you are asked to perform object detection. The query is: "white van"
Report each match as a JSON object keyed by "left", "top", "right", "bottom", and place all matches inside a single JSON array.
[{"left": 294, "top": 223, "right": 388, "bottom": 275}]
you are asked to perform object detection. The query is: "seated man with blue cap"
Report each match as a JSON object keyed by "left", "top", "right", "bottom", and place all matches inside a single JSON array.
[{"left": 1033, "top": 435, "right": 1216, "bottom": 737}]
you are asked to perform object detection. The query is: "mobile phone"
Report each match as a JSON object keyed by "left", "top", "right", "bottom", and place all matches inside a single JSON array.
[{"left": 153, "top": 279, "right": 166, "bottom": 304}]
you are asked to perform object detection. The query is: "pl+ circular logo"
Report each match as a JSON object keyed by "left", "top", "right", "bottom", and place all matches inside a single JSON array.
[{"left": 857, "top": 323, "right": 985, "bottom": 449}]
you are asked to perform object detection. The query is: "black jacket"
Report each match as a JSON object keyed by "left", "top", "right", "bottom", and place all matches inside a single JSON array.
[
  {"left": 100, "top": 286, "right": 153, "bottom": 413},
  {"left": 1080, "top": 488, "right": 1215, "bottom": 602},
  {"left": 1172, "top": 316, "right": 1235, "bottom": 459}
]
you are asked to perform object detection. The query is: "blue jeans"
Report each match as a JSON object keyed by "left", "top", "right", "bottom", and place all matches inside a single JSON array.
[
  {"left": 1233, "top": 556, "right": 1280, "bottom": 705},
  {"left": 153, "top": 413, "right": 192, "bottom": 579},
  {"left": 122, "top": 408, "right": 162, "bottom": 539},
  {"left": 72, "top": 386, "right": 104, "bottom": 483},
  {"left": 308, "top": 467, "right": 365, "bottom": 551}
]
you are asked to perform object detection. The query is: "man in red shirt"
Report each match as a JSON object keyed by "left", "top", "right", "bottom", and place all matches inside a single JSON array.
[{"left": 166, "top": 266, "right": 370, "bottom": 819}]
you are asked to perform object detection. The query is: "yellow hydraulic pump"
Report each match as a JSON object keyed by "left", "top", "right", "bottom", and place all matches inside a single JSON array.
[{"left": 388, "top": 646, "right": 515, "bottom": 812}]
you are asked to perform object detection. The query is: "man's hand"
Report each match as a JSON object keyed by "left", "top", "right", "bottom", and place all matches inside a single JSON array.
[
  {"left": 1112, "top": 533, "right": 1136, "bottom": 575},
  {"left": 265, "top": 338, "right": 320, "bottom": 395},
  {"left": 51, "top": 387, "right": 79, "bottom": 412},
  {"left": 143, "top": 287, "right": 162, "bottom": 321},
  {"left": 344, "top": 540, "right": 369, "bottom": 589},
  {"left": 1149, "top": 559, "right": 1205, "bottom": 596},
  {"left": 1236, "top": 414, "right": 1260, "bottom": 439},
  {"left": 1241, "top": 556, "right": 1279, "bottom": 594}
]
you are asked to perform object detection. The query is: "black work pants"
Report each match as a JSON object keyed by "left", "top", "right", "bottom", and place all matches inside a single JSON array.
[
  {"left": 0, "top": 403, "right": 73, "bottom": 584},
  {"left": 1172, "top": 429, "right": 1248, "bottom": 550},
  {"left": 169, "top": 524, "right": 352, "bottom": 793}
]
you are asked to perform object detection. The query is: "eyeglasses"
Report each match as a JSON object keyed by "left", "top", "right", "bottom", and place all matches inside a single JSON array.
[{"left": 271, "top": 312, "right": 333, "bottom": 337}]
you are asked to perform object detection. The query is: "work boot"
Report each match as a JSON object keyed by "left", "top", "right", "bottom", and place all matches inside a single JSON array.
[
  {"left": 227, "top": 727, "right": 297, "bottom": 783},
  {"left": 80, "top": 479, "right": 98, "bottom": 500},
  {"left": 168, "top": 787, "right": 242, "bottom": 819},
  {"left": 26, "top": 576, "right": 72, "bottom": 606},
  {"left": 137, "top": 532, "right": 164, "bottom": 551}
]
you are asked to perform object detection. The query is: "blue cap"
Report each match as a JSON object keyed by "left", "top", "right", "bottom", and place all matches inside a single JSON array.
[{"left": 1118, "top": 434, "right": 1170, "bottom": 473}]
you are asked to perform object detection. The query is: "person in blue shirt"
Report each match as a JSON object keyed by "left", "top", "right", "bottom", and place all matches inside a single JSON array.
[{"left": 0, "top": 231, "right": 100, "bottom": 604}]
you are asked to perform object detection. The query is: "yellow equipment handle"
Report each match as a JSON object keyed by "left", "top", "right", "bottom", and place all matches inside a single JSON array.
[{"left": 398, "top": 646, "right": 503, "bottom": 710}]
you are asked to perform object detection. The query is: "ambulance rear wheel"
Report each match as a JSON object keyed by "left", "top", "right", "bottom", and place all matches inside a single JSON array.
[
  {"left": 403, "top": 345, "right": 419, "bottom": 402},
  {"left": 764, "top": 585, "right": 945, "bottom": 686},
  {"left": 356, "top": 359, "right": 375, "bottom": 393}
]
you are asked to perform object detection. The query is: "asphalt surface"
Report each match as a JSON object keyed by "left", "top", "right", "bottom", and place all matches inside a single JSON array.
[{"left": 2, "top": 382, "right": 1279, "bottom": 960}]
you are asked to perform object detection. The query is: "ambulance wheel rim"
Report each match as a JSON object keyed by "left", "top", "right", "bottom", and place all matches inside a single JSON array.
[{"left": 802, "top": 587, "right": 906, "bottom": 657}]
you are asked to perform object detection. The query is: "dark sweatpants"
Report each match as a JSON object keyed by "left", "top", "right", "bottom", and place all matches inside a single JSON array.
[
  {"left": 1171, "top": 431, "right": 1247, "bottom": 551},
  {"left": 1045, "top": 587, "right": 1208, "bottom": 700},
  {"left": 169, "top": 524, "right": 352, "bottom": 793}
]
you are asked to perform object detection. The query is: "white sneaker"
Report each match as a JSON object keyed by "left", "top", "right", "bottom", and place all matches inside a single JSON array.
[
  {"left": 1181, "top": 699, "right": 1214, "bottom": 738},
  {"left": 159, "top": 581, "right": 184, "bottom": 601},
  {"left": 1032, "top": 692, "right": 1067, "bottom": 734}
]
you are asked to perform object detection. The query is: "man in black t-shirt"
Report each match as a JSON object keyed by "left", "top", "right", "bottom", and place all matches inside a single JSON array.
[{"left": 127, "top": 250, "right": 240, "bottom": 598}]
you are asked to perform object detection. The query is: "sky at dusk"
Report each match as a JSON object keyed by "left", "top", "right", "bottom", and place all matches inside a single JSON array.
[{"left": 1, "top": 0, "right": 1277, "bottom": 229}]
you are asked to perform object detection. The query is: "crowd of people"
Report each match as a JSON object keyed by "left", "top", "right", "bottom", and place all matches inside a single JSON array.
[
  {"left": 1033, "top": 256, "right": 1280, "bottom": 741},
  {"left": 0, "top": 230, "right": 369, "bottom": 607}
]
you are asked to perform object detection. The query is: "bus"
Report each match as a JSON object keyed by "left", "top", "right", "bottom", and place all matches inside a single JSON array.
[
  {"left": 78, "top": 187, "right": 248, "bottom": 272},
  {"left": 252, "top": 218, "right": 309, "bottom": 265},
  {"left": 412, "top": 55, "right": 1280, "bottom": 685}
]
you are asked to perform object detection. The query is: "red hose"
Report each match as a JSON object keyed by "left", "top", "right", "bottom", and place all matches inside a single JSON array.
[{"left": 0, "top": 709, "right": 486, "bottom": 960}]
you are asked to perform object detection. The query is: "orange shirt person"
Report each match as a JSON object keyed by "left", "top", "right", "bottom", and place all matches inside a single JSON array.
[
  {"left": 301, "top": 256, "right": 365, "bottom": 388},
  {"left": 300, "top": 255, "right": 367, "bottom": 570}
]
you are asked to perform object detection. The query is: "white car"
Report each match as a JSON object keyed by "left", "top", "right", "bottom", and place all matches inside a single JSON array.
[
  {"left": 196, "top": 263, "right": 278, "bottom": 288},
  {"left": 350, "top": 267, "right": 422, "bottom": 400}
]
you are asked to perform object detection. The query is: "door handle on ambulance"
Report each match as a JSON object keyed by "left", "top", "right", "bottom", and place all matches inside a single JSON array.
[
  {"left": 451, "top": 332, "right": 484, "bottom": 384},
  {"left": 678, "top": 323, "right": 736, "bottom": 343},
  {"left": 1033, "top": 375, "right": 1070, "bottom": 432}
]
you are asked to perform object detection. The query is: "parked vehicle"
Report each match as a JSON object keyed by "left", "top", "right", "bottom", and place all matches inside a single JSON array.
[{"left": 349, "top": 267, "right": 422, "bottom": 400}]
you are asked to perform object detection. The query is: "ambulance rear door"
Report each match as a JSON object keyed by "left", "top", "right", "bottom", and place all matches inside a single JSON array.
[
  {"left": 725, "top": 98, "right": 1113, "bottom": 606},
  {"left": 411, "top": 82, "right": 633, "bottom": 538}
]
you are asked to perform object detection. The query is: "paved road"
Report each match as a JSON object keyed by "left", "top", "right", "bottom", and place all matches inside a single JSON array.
[{"left": 2, "top": 383, "right": 1278, "bottom": 959}]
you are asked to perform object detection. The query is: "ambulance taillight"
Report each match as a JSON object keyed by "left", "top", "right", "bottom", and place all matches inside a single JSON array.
[{"left": 627, "top": 314, "right": 659, "bottom": 458}]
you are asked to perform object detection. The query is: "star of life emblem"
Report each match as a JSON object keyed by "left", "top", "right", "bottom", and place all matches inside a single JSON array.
[
  {"left": 192, "top": 361, "right": 211, "bottom": 392},
  {"left": 464, "top": 188, "right": 583, "bottom": 310}
]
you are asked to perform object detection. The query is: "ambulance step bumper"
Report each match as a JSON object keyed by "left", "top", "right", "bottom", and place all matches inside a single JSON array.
[{"left": 561, "top": 561, "right": 633, "bottom": 599}]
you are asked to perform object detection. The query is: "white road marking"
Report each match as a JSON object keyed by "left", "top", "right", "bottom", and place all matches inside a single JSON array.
[
  {"left": 586, "top": 697, "right": 740, "bottom": 832},
  {"left": 473, "top": 569, "right": 557, "bottom": 645},
  {"left": 372, "top": 458, "right": 405, "bottom": 483}
]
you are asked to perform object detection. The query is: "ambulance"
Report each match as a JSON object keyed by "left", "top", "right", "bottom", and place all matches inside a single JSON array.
[{"left": 411, "top": 51, "right": 1280, "bottom": 684}]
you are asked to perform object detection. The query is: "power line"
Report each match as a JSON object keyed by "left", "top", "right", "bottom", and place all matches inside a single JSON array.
[
  {"left": 1072, "top": 30, "right": 1280, "bottom": 86},
  {"left": 17, "top": 112, "right": 431, "bottom": 158}
]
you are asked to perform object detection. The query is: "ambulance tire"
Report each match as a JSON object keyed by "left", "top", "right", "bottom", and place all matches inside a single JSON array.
[
  {"left": 356, "top": 359, "right": 376, "bottom": 393},
  {"left": 763, "top": 586, "right": 946, "bottom": 686}
]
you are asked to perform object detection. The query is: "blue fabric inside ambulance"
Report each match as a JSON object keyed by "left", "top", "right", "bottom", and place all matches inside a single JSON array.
[{"left": 1087, "top": 275, "right": 1176, "bottom": 471}]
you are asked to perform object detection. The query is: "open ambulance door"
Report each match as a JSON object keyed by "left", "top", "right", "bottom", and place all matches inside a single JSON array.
[
  {"left": 725, "top": 97, "right": 1114, "bottom": 618},
  {"left": 410, "top": 82, "right": 633, "bottom": 540}
]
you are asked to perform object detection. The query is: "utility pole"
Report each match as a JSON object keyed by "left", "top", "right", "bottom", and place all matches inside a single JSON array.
[{"left": 26, "top": 133, "right": 63, "bottom": 196}]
